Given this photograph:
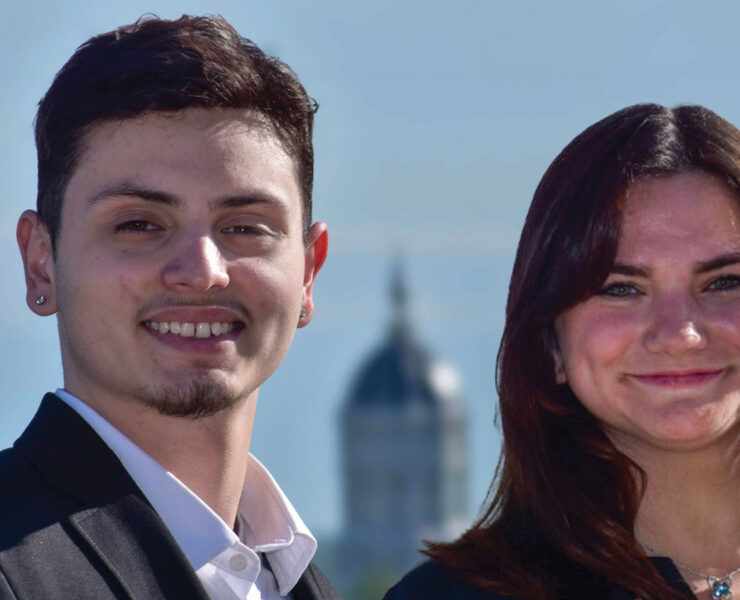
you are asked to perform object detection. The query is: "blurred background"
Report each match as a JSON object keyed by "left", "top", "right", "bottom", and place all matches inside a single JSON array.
[{"left": 1, "top": 1, "right": 739, "bottom": 598}]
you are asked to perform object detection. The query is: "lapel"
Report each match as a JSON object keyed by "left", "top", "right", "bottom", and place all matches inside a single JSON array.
[
  {"left": 292, "top": 563, "right": 343, "bottom": 600},
  {"left": 15, "top": 393, "right": 210, "bottom": 600}
]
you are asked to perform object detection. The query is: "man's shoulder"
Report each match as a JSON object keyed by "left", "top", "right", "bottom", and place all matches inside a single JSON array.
[
  {"left": 0, "top": 435, "right": 208, "bottom": 600},
  {"left": 0, "top": 395, "right": 122, "bottom": 551},
  {"left": 0, "top": 442, "right": 85, "bottom": 598},
  {"left": 383, "top": 561, "right": 515, "bottom": 600},
  {"left": 0, "top": 442, "right": 77, "bottom": 546},
  {"left": 0, "top": 444, "right": 24, "bottom": 473},
  {"left": 0, "top": 447, "right": 29, "bottom": 514},
  {"left": 0, "top": 443, "right": 51, "bottom": 505},
  {"left": 0, "top": 396, "right": 86, "bottom": 517}
]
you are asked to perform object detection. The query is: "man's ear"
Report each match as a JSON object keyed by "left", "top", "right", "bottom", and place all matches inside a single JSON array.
[
  {"left": 297, "top": 221, "right": 328, "bottom": 328},
  {"left": 17, "top": 210, "right": 57, "bottom": 316}
]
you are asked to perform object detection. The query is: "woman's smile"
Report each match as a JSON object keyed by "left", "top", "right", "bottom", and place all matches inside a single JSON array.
[{"left": 626, "top": 368, "right": 726, "bottom": 389}]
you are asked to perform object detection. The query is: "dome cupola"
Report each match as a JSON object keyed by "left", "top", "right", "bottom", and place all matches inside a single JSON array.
[{"left": 347, "top": 261, "right": 460, "bottom": 411}]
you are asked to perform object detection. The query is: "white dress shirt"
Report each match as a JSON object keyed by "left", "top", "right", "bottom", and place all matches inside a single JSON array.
[{"left": 56, "top": 389, "right": 317, "bottom": 600}]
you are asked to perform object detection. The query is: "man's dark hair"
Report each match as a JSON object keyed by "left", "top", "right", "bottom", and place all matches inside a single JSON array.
[{"left": 35, "top": 14, "right": 318, "bottom": 250}]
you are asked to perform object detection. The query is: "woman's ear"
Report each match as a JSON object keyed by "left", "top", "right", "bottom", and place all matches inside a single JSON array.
[
  {"left": 17, "top": 210, "right": 58, "bottom": 316},
  {"left": 546, "top": 326, "right": 567, "bottom": 385},
  {"left": 553, "top": 348, "right": 567, "bottom": 384}
]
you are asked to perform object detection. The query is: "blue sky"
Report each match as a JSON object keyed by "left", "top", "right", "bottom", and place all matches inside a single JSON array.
[{"left": 1, "top": 0, "right": 739, "bottom": 536}]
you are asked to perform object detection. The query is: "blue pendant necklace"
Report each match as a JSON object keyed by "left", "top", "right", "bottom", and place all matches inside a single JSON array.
[{"left": 643, "top": 543, "right": 740, "bottom": 599}]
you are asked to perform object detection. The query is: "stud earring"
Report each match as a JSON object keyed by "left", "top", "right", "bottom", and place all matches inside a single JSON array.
[
  {"left": 300, "top": 307, "right": 307, "bottom": 318},
  {"left": 35, "top": 296, "right": 47, "bottom": 305}
]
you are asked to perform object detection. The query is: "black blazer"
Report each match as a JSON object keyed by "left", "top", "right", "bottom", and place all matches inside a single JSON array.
[
  {"left": 383, "top": 558, "right": 695, "bottom": 600},
  {"left": 0, "top": 394, "right": 340, "bottom": 600}
]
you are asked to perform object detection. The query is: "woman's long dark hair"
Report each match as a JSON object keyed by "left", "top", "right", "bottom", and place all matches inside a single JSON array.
[{"left": 426, "top": 104, "right": 740, "bottom": 599}]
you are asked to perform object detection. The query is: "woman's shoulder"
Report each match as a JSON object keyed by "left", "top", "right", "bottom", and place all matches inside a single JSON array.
[{"left": 383, "top": 560, "right": 517, "bottom": 600}]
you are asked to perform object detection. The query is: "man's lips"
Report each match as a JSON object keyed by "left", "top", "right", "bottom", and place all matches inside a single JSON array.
[
  {"left": 141, "top": 307, "right": 245, "bottom": 339},
  {"left": 144, "top": 319, "right": 242, "bottom": 338},
  {"left": 628, "top": 369, "right": 725, "bottom": 388}
]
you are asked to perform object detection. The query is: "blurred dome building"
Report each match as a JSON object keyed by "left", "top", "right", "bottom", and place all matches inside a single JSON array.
[{"left": 337, "top": 263, "right": 468, "bottom": 592}]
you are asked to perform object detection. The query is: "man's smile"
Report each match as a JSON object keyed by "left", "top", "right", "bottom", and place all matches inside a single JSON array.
[
  {"left": 140, "top": 304, "right": 247, "bottom": 350},
  {"left": 140, "top": 302, "right": 248, "bottom": 341},
  {"left": 144, "top": 320, "right": 240, "bottom": 338}
]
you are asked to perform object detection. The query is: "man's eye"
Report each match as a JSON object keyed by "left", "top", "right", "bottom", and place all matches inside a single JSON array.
[
  {"left": 223, "top": 224, "right": 267, "bottom": 235},
  {"left": 114, "top": 220, "right": 159, "bottom": 233},
  {"left": 597, "top": 282, "right": 641, "bottom": 298},
  {"left": 706, "top": 275, "right": 740, "bottom": 292}
]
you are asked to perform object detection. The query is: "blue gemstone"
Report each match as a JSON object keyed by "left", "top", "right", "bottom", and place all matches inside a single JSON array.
[{"left": 711, "top": 581, "right": 730, "bottom": 599}]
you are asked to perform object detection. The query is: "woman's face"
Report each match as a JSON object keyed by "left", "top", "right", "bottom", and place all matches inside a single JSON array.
[{"left": 554, "top": 171, "right": 740, "bottom": 454}]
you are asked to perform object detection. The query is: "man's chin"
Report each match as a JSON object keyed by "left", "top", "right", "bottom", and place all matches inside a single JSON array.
[{"left": 137, "top": 380, "right": 240, "bottom": 419}]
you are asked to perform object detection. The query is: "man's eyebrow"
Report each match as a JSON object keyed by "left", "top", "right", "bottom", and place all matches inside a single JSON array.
[
  {"left": 88, "top": 185, "right": 288, "bottom": 212},
  {"left": 695, "top": 252, "right": 740, "bottom": 274},
  {"left": 209, "top": 193, "right": 288, "bottom": 211},
  {"left": 88, "top": 184, "right": 181, "bottom": 208}
]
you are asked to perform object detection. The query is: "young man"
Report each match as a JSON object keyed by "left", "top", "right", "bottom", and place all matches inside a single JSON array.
[{"left": 1, "top": 15, "right": 335, "bottom": 600}]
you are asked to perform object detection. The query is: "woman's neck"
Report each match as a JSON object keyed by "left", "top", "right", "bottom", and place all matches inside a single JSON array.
[{"left": 627, "top": 433, "right": 740, "bottom": 599}]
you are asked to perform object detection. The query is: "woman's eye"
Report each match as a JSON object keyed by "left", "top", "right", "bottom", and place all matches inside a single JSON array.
[
  {"left": 597, "top": 282, "right": 641, "bottom": 298},
  {"left": 706, "top": 275, "right": 740, "bottom": 292},
  {"left": 114, "top": 220, "right": 159, "bottom": 233}
]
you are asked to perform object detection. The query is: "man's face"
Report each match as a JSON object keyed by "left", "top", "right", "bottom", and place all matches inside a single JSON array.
[{"left": 22, "top": 108, "right": 326, "bottom": 417}]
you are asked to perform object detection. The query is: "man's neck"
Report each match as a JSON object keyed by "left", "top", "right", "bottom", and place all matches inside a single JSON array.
[{"left": 69, "top": 388, "right": 258, "bottom": 529}]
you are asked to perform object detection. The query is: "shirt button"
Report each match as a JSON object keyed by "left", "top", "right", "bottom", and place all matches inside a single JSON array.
[{"left": 229, "top": 553, "right": 249, "bottom": 572}]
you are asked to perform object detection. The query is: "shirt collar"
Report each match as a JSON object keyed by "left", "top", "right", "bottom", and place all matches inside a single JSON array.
[
  {"left": 236, "top": 454, "right": 317, "bottom": 592},
  {"left": 55, "top": 389, "right": 316, "bottom": 595}
]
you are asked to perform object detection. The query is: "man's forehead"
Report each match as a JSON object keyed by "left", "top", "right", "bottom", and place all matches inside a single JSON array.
[
  {"left": 79, "top": 107, "right": 283, "bottom": 152},
  {"left": 72, "top": 108, "right": 297, "bottom": 178},
  {"left": 61, "top": 108, "right": 302, "bottom": 213}
]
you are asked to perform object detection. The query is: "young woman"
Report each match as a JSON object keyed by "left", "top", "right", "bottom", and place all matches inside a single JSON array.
[{"left": 384, "top": 104, "right": 740, "bottom": 600}]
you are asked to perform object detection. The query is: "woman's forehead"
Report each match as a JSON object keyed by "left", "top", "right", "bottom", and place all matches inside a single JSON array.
[{"left": 616, "top": 172, "right": 740, "bottom": 263}]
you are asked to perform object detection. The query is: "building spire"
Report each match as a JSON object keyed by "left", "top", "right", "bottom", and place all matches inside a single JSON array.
[{"left": 390, "top": 253, "right": 409, "bottom": 336}]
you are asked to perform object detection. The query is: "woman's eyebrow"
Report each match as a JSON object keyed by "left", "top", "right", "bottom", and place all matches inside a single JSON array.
[
  {"left": 610, "top": 252, "right": 740, "bottom": 277},
  {"left": 610, "top": 263, "right": 649, "bottom": 277},
  {"left": 695, "top": 251, "right": 740, "bottom": 274}
]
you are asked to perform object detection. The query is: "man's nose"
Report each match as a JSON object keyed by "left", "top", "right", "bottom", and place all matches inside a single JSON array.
[
  {"left": 643, "top": 294, "right": 707, "bottom": 356},
  {"left": 161, "top": 232, "right": 229, "bottom": 292}
]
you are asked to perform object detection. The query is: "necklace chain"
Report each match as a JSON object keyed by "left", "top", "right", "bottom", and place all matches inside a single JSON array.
[{"left": 641, "top": 543, "right": 740, "bottom": 599}]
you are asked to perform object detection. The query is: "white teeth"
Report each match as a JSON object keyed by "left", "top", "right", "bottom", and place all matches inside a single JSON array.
[{"left": 146, "top": 320, "right": 236, "bottom": 338}]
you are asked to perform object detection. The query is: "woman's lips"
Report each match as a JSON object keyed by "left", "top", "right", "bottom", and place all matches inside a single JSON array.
[{"left": 628, "top": 369, "right": 724, "bottom": 388}]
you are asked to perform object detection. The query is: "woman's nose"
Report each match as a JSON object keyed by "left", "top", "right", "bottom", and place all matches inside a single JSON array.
[{"left": 643, "top": 295, "right": 707, "bottom": 356}]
